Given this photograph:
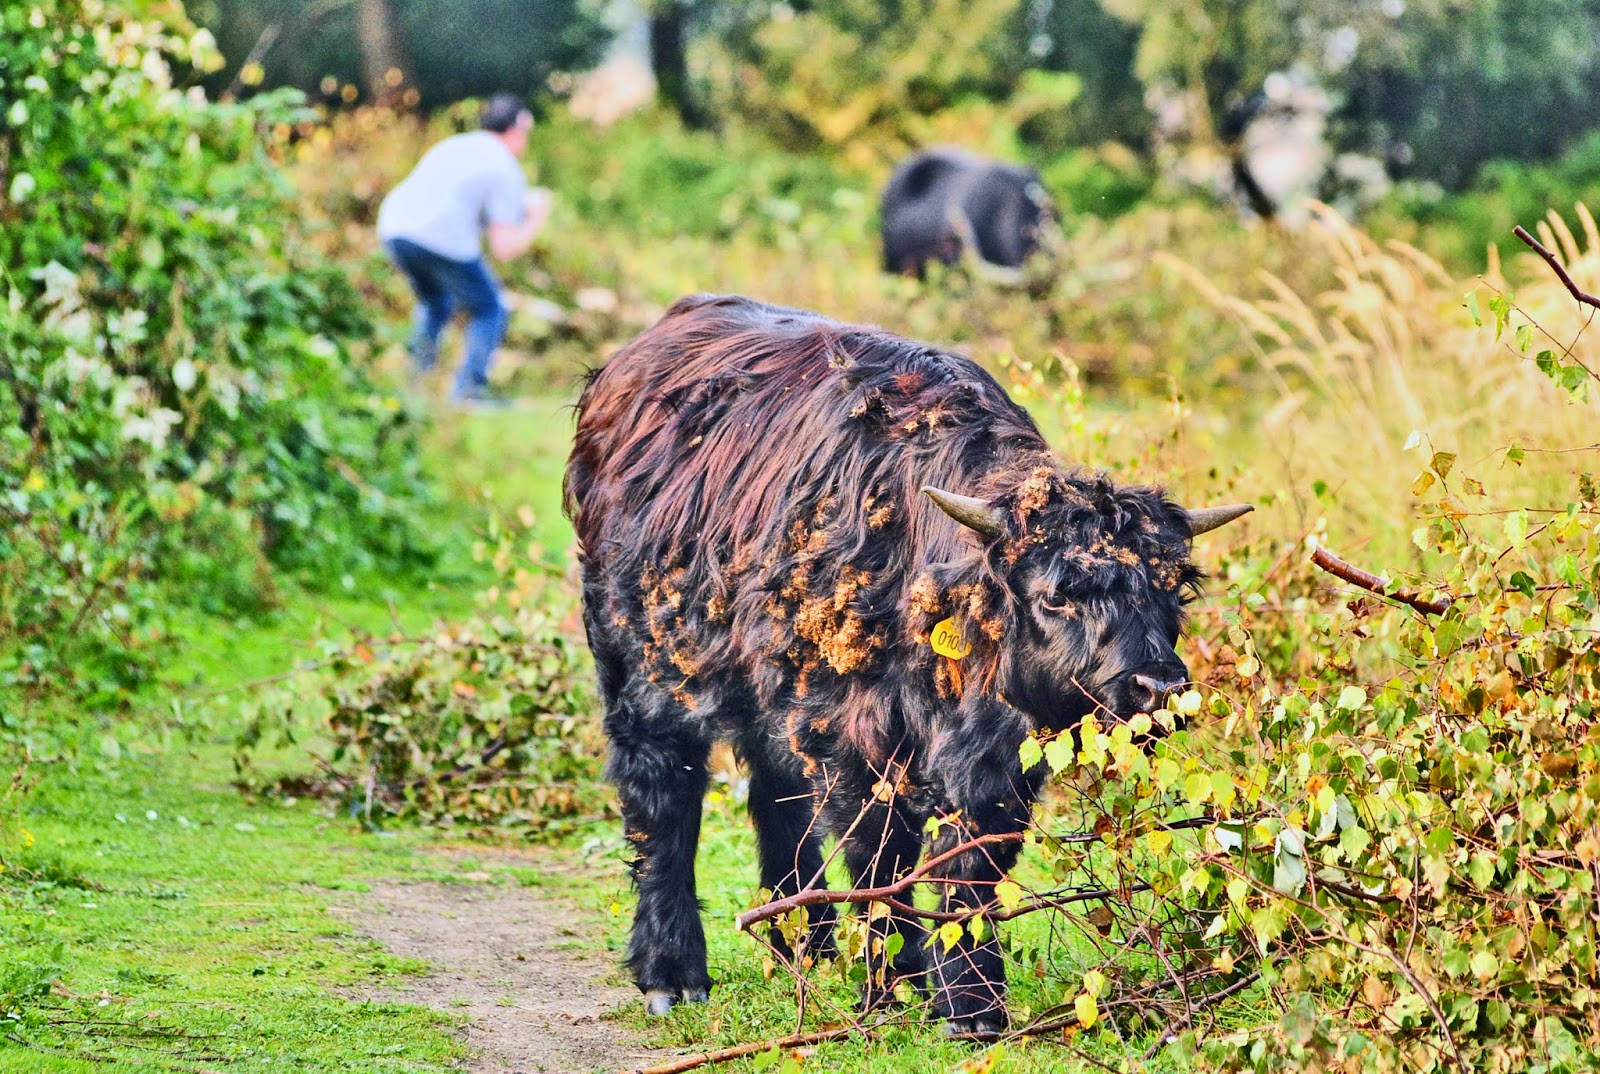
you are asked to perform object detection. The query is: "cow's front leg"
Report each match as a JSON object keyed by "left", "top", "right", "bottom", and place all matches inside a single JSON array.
[
  {"left": 607, "top": 705, "right": 713, "bottom": 1016},
  {"left": 926, "top": 745, "right": 1036, "bottom": 1035}
]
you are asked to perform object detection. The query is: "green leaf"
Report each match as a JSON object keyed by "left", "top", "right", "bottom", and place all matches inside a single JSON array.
[
  {"left": 1183, "top": 771, "right": 1213, "bottom": 807},
  {"left": 1249, "top": 902, "right": 1288, "bottom": 946},
  {"left": 1515, "top": 322, "right": 1533, "bottom": 353},
  {"left": 1468, "top": 851, "right": 1496, "bottom": 889},
  {"left": 1508, "top": 570, "right": 1537, "bottom": 599},
  {"left": 1336, "top": 685, "right": 1367, "bottom": 712},
  {"left": 1504, "top": 510, "right": 1529, "bottom": 549},
  {"left": 1018, "top": 736, "right": 1043, "bottom": 772},
  {"left": 1469, "top": 949, "right": 1499, "bottom": 980},
  {"left": 1272, "top": 847, "right": 1307, "bottom": 895},
  {"left": 1487, "top": 293, "right": 1513, "bottom": 339},
  {"left": 1465, "top": 290, "right": 1482, "bottom": 326},
  {"left": 1042, "top": 736, "right": 1074, "bottom": 774}
]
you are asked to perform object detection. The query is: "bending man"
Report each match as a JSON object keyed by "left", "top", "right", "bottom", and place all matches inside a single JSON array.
[{"left": 378, "top": 93, "right": 552, "bottom": 407}]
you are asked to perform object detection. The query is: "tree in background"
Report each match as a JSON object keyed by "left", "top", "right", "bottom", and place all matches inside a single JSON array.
[
  {"left": 698, "top": 0, "right": 1040, "bottom": 165},
  {"left": 192, "top": 0, "right": 610, "bottom": 109}
]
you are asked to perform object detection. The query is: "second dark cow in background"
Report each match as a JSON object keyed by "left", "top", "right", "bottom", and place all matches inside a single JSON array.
[{"left": 879, "top": 148, "right": 1058, "bottom": 282}]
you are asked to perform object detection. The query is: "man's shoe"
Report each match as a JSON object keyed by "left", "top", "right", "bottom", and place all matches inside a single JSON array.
[{"left": 450, "top": 387, "right": 514, "bottom": 412}]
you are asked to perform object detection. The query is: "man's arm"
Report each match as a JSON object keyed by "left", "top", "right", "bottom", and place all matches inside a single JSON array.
[{"left": 487, "top": 188, "right": 552, "bottom": 262}]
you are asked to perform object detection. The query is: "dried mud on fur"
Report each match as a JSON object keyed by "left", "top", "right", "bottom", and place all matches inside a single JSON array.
[{"left": 334, "top": 877, "right": 664, "bottom": 1073}]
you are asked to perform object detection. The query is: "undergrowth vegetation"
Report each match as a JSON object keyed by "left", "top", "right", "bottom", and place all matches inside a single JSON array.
[{"left": 0, "top": 1, "right": 432, "bottom": 710}]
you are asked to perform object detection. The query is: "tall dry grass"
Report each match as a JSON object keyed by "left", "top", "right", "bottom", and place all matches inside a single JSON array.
[{"left": 1158, "top": 201, "right": 1598, "bottom": 565}]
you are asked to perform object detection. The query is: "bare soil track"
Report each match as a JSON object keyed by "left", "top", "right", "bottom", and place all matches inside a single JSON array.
[{"left": 336, "top": 875, "right": 663, "bottom": 1074}]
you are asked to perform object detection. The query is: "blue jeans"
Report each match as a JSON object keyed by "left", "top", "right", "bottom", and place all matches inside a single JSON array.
[{"left": 384, "top": 238, "right": 508, "bottom": 398}]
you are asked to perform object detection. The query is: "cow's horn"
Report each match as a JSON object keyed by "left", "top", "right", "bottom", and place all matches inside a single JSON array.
[
  {"left": 922, "top": 486, "right": 1006, "bottom": 538},
  {"left": 1186, "top": 503, "right": 1254, "bottom": 536}
]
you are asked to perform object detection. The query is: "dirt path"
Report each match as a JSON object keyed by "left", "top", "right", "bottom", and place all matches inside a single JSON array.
[{"left": 335, "top": 877, "right": 664, "bottom": 1074}]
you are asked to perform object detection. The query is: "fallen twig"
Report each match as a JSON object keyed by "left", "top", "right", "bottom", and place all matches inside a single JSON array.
[
  {"left": 1311, "top": 546, "right": 1452, "bottom": 616},
  {"left": 740, "top": 817, "right": 1217, "bottom": 930},
  {"left": 1141, "top": 971, "right": 1265, "bottom": 1060},
  {"left": 736, "top": 832, "right": 1024, "bottom": 932},
  {"left": 623, "top": 1027, "right": 858, "bottom": 1074}
]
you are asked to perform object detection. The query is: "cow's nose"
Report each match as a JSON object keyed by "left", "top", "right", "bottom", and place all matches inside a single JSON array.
[{"left": 1132, "top": 671, "right": 1188, "bottom": 712}]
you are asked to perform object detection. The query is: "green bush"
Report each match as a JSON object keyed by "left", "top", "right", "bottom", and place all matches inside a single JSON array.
[{"left": 0, "top": 0, "right": 432, "bottom": 709}]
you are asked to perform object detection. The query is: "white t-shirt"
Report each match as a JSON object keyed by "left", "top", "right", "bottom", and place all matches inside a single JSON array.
[{"left": 377, "top": 131, "right": 527, "bottom": 263}]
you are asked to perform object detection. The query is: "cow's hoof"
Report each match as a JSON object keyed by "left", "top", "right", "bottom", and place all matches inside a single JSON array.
[
  {"left": 644, "top": 987, "right": 709, "bottom": 1016},
  {"left": 942, "top": 1014, "right": 1008, "bottom": 1039}
]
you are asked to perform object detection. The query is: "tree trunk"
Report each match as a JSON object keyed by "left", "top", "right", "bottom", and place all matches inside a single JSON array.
[
  {"left": 649, "top": 0, "right": 710, "bottom": 129},
  {"left": 354, "top": 0, "right": 414, "bottom": 106}
]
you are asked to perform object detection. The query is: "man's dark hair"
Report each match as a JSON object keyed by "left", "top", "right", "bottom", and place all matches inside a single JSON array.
[{"left": 481, "top": 94, "right": 530, "bottom": 134}]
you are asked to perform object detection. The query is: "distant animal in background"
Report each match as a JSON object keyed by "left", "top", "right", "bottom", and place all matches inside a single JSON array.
[{"left": 879, "top": 149, "right": 1059, "bottom": 284}]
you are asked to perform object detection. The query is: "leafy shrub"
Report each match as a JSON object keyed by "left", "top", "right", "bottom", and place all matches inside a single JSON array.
[
  {"left": 235, "top": 509, "right": 606, "bottom": 836},
  {"left": 0, "top": 0, "right": 433, "bottom": 707}
]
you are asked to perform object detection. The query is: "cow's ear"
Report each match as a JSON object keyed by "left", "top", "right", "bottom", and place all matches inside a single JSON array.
[
  {"left": 1185, "top": 503, "right": 1253, "bottom": 536},
  {"left": 922, "top": 486, "right": 1005, "bottom": 538}
]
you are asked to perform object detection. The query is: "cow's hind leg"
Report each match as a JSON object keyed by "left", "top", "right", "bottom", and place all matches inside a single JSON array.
[
  {"left": 840, "top": 794, "right": 928, "bottom": 1010},
  {"left": 607, "top": 693, "right": 712, "bottom": 1016},
  {"left": 925, "top": 739, "right": 1037, "bottom": 1036},
  {"left": 746, "top": 754, "right": 836, "bottom": 963}
]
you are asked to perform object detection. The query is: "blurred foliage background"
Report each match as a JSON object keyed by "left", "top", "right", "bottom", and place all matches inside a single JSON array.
[{"left": 185, "top": 0, "right": 1600, "bottom": 261}]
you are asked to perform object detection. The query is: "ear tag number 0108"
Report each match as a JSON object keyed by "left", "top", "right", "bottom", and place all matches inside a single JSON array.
[{"left": 930, "top": 616, "right": 972, "bottom": 660}]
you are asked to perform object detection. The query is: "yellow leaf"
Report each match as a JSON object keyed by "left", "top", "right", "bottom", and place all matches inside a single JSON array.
[
  {"left": 1213, "top": 950, "right": 1235, "bottom": 974},
  {"left": 1074, "top": 991, "right": 1098, "bottom": 1028},
  {"left": 1174, "top": 689, "right": 1203, "bottom": 716},
  {"left": 938, "top": 920, "right": 964, "bottom": 952},
  {"left": 994, "top": 879, "right": 1024, "bottom": 913},
  {"left": 1145, "top": 829, "right": 1173, "bottom": 855}
]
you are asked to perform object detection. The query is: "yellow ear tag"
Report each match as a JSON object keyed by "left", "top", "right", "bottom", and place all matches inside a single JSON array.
[{"left": 930, "top": 617, "right": 972, "bottom": 660}]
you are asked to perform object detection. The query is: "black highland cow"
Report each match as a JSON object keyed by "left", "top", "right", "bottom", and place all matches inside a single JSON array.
[
  {"left": 563, "top": 295, "right": 1250, "bottom": 1032},
  {"left": 880, "top": 148, "right": 1058, "bottom": 282}
]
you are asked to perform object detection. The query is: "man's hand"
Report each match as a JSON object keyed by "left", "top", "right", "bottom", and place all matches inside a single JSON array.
[
  {"left": 525, "top": 187, "right": 553, "bottom": 231},
  {"left": 488, "top": 188, "right": 553, "bottom": 261}
]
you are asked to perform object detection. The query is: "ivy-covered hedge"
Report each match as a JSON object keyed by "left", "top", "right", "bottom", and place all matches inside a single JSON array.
[{"left": 0, "top": 0, "right": 432, "bottom": 709}]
